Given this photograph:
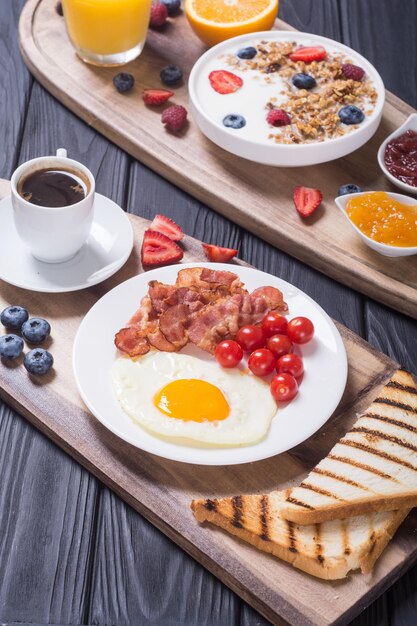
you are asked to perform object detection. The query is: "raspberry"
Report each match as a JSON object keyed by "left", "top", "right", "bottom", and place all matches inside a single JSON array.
[
  {"left": 266, "top": 109, "right": 291, "bottom": 127},
  {"left": 341, "top": 63, "right": 365, "bottom": 82},
  {"left": 161, "top": 104, "right": 187, "bottom": 132},
  {"left": 149, "top": 1, "right": 168, "bottom": 27}
]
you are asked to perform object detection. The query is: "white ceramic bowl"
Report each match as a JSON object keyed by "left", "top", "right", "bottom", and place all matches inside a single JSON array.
[
  {"left": 335, "top": 191, "right": 417, "bottom": 257},
  {"left": 377, "top": 113, "right": 417, "bottom": 195},
  {"left": 189, "top": 31, "right": 385, "bottom": 167}
]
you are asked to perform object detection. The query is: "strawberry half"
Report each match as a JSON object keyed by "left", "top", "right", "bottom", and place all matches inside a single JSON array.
[
  {"left": 149, "top": 214, "right": 183, "bottom": 241},
  {"left": 143, "top": 89, "right": 174, "bottom": 106},
  {"left": 289, "top": 46, "right": 326, "bottom": 63},
  {"left": 293, "top": 186, "right": 323, "bottom": 218},
  {"left": 202, "top": 243, "right": 238, "bottom": 262},
  {"left": 142, "top": 229, "right": 183, "bottom": 267},
  {"left": 208, "top": 70, "right": 243, "bottom": 95}
]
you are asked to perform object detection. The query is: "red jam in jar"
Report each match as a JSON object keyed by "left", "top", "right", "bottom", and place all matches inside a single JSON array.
[{"left": 384, "top": 129, "right": 417, "bottom": 187}]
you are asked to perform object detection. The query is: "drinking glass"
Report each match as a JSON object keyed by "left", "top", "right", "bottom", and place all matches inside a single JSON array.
[{"left": 62, "top": 0, "right": 152, "bottom": 66}]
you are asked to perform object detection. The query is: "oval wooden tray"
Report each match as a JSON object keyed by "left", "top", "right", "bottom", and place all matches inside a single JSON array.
[{"left": 18, "top": 0, "right": 417, "bottom": 319}]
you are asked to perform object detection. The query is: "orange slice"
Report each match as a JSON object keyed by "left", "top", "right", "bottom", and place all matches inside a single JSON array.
[{"left": 185, "top": 0, "right": 279, "bottom": 47}]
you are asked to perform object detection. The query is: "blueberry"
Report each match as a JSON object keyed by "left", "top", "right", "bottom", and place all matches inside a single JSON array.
[
  {"left": 236, "top": 46, "right": 257, "bottom": 60},
  {"left": 21, "top": 318, "right": 51, "bottom": 344},
  {"left": 0, "top": 334, "right": 24, "bottom": 359},
  {"left": 160, "top": 65, "right": 183, "bottom": 86},
  {"left": 113, "top": 72, "right": 134, "bottom": 93},
  {"left": 338, "top": 183, "right": 363, "bottom": 196},
  {"left": 292, "top": 73, "right": 317, "bottom": 90},
  {"left": 1, "top": 305, "right": 29, "bottom": 330},
  {"left": 24, "top": 349, "right": 54, "bottom": 376},
  {"left": 161, "top": 0, "right": 181, "bottom": 15},
  {"left": 223, "top": 114, "right": 246, "bottom": 129},
  {"left": 338, "top": 105, "right": 365, "bottom": 125}
]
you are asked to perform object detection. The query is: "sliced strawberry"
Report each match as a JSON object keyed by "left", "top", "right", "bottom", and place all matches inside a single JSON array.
[
  {"left": 143, "top": 88, "right": 174, "bottom": 106},
  {"left": 293, "top": 186, "right": 323, "bottom": 218},
  {"left": 141, "top": 229, "right": 183, "bottom": 266},
  {"left": 209, "top": 70, "right": 243, "bottom": 95},
  {"left": 149, "top": 214, "right": 184, "bottom": 241},
  {"left": 202, "top": 243, "right": 238, "bottom": 262},
  {"left": 289, "top": 46, "right": 326, "bottom": 63}
]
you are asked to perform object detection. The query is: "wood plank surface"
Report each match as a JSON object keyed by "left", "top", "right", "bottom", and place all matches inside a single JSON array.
[
  {"left": 17, "top": 0, "right": 417, "bottom": 320},
  {"left": 0, "top": 176, "right": 416, "bottom": 626}
]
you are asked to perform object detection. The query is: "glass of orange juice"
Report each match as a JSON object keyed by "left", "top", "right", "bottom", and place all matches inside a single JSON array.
[{"left": 61, "top": 0, "right": 153, "bottom": 66}]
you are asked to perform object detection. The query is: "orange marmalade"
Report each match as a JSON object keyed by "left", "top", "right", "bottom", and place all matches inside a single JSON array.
[{"left": 346, "top": 191, "right": 417, "bottom": 247}]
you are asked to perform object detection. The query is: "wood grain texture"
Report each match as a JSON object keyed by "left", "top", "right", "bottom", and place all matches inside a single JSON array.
[
  {"left": 0, "top": 177, "right": 416, "bottom": 626},
  {"left": 18, "top": 0, "right": 417, "bottom": 319}
]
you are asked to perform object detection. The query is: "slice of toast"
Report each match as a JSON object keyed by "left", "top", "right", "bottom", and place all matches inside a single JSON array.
[
  {"left": 192, "top": 491, "right": 409, "bottom": 580},
  {"left": 278, "top": 369, "right": 417, "bottom": 524}
]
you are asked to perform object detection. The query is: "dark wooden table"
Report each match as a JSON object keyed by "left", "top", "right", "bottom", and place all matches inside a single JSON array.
[{"left": 0, "top": 1, "right": 416, "bottom": 624}]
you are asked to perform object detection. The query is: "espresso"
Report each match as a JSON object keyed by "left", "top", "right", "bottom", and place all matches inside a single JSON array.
[{"left": 18, "top": 168, "right": 89, "bottom": 207}]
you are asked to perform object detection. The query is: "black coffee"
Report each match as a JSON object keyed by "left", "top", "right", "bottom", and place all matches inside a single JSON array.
[{"left": 18, "top": 169, "right": 88, "bottom": 207}]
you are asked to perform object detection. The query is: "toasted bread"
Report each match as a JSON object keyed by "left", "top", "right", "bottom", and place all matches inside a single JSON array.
[
  {"left": 192, "top": 491, "right": 408, "bottom": 580},
  {"left": 278, "top": 369, "right": 417, "bottom": 524}
]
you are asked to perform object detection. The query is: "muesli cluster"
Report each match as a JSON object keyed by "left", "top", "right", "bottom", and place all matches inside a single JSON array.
[{"left": 219, "top": 40, "right": 378, "bottom": 144}]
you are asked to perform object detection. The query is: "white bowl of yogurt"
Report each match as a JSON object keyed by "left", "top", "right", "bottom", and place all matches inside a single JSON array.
[{"left": 188, "top": 31, "right": 385, "bottom": 167}]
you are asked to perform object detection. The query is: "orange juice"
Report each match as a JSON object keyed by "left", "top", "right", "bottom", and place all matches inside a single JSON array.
[{"left": 62, "top": 0, "right": 152, "bottom": 65}]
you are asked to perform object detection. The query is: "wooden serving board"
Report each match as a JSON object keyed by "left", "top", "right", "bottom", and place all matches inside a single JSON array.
[
  {"left": 0, "top": 178, "right": 416, "bottom": 626},
  {"left": 18, "top": 0, "right": 417, "bottom": 320}
]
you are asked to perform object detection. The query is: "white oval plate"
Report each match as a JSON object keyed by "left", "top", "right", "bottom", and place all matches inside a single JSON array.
[
  {"left": 189, "top": 31, "right": 385, "bottom": 166},
  {"left": 0, "top": 193, "right": 133, "bottom": 293},
  {"left": 73, "top": 263, "right": 348, "bottom": 465}
]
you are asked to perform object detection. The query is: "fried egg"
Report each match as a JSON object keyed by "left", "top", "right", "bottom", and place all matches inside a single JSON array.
[{"left": 112, "top": 352, "right": 276, "bottom": 446}]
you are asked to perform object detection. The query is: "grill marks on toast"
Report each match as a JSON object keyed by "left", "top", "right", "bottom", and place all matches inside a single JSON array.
[
  {"left": 339, "top": 438, "right": 417, "bottom": 472},
  {"left": 350, "top": 426, "right": 417, "bottom": 453},
  {"left": 232, "top": 495, "right": 243, "bottom": 529},
  {"left": 287, "top": 520, "right": 298, "bottom": 553},
  {"left": 363, "top": 412, "right": 417, "bottom": 435},
  {"left": 280, "top": 370, "right": 417, "bottom": 522},
  {"left": 327, "top": 454, "right": 397, "bottom": 481},
  {"left": 299, "top": 481, "right": 345, "bottom": 501},
  {"left": 259, "top": 495, "right": 270, "bottom": 542},
  {"left": 311, "top": 467, "right": 370, "bottom": 491}
]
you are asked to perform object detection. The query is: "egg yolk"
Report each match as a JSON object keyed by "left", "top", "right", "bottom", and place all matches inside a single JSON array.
[{"left": 154, "top": 379, "right": 230, "bottom": 422}]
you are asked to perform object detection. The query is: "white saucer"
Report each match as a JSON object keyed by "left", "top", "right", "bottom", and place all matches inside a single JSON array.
[{"left": 0, "top": 193, "right": 134, "bottom": 293}]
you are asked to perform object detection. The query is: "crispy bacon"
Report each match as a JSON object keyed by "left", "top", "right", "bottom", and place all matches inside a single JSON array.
[
  {"left": 188, "top": 287, "right": 289, "bottom": 353},
  {"left": 114, "top": 268, "right": 288, "bottom": 357}
]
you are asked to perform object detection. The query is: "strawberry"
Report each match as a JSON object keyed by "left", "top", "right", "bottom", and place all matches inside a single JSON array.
[
  {"left": 293, "top": 186, "right": 323, "bottom": 218},
  {"left": 141, "top": 230, "right": 183, "bottom": 266},
  {"left": 143, "top": 89, "right": 174, "bottom": 106},
  {"left": 267, "top": 109, "right": 291, "bottom": 127},
  {"left": 208, "top": 70, "right": 243, "bottom": 95},
  {"left": 202, "top": 244, "right": 238, "bottom": 263},
  {"left": 149, "top": 214, "right": 184, "bottom": 241},
  {"left": 289, "top": 46, "right": 326, "bottom": 63},
  {"left": 149, "top": 1, "right": 168, "bottom": 27}
]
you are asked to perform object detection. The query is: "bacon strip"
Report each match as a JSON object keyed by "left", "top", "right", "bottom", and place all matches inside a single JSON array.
[{"left": 114, "top": 269, "right": 288, "bottom": 357}]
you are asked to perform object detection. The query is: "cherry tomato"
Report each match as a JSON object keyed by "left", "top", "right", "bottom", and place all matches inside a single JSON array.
[
  {"left": 270, "top": 373, "right": 298, "bottom": 403},
  {"left": 248, "top": 348, "right": 276, "bottom": 377},
  {"left": 261, "top": 312, "right": 288, "bottom": 338},
  {"left": 287, "top": 316, "right": 314, "bottom": 344},
  {"left": 276, "top": 353, "right": 304, "bottom": 379},
  {"left": 214, "top": 340, "right": 243, "bottom": 368},
  {"left": 235, "top": 325, "right": 266, "bottom": 352},
  {"left": 266, "top": 334, "right": 293, "bottom": 358}
]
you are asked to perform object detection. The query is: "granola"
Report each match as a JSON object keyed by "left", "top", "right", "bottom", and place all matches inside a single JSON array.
[{"left": 225, "top": 40, "right": 378, "bottom": 145}]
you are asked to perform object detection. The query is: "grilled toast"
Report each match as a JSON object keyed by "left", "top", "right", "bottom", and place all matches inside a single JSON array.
[
  {"left": 277, "top": 369, "right": 417, "bottom": 524},
  {"left": 192, "top": 491, "right": 409, "bottom": 580}
]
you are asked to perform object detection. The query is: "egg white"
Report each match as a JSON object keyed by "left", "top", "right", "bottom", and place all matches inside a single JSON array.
[{"left": 112, "top": 352, "right": 276, "bottom": 446}]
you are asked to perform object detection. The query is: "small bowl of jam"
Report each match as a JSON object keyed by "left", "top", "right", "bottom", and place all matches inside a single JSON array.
[
  {"left": 335, "top": 190, "right": 417, "bottom": 257},
  {"left": 377, "top": 113, "right": 417, "bottom": 194}
]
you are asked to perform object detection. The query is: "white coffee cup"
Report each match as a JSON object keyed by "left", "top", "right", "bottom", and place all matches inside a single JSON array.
[{"left": 11, "top": 149, "right": 95, "bottom": 263}]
